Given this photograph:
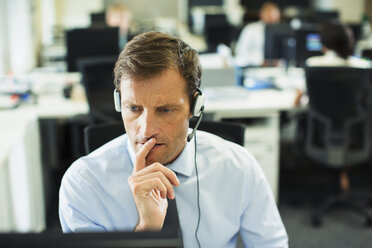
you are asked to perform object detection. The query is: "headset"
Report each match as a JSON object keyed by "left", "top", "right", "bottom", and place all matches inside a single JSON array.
[{"left": 113, "top": 88, "right": 205, "bottom": 142}]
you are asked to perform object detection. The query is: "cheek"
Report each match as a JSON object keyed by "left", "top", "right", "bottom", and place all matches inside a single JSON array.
[
  {"left": 169, "top": 117, "right": 189, "bottom": 138},
  {"left": 122, "top": 115, "right": 138, "bottom": 137}
]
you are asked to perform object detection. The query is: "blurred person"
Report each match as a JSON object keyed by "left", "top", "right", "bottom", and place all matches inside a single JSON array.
[
  {"left": 235, "top": 2, "right": 281, "bottom": 67},
  {"left": 106, "top": 3, "right": 132, "bottom": 48},
  {"left": 306, "top": 20, "right": 371, "bottom": 68}
]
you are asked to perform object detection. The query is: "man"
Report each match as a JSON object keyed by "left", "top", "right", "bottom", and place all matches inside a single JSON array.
[
  {"left": 105, "top": 3, "right": 132, "bottom": 48},
  {"left": 235, "top": 2, "right": 281, "bottom": 66},
  {"left": 59, "top": 31, "right": 288, "bottom": 247}
]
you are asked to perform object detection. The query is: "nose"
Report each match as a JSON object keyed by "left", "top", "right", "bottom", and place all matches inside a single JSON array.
[{"left": 138, "top": 110, "right": 160, "bottom": 139}]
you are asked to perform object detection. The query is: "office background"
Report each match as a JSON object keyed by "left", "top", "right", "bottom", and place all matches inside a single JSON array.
[{"left": 1, "top": 0, "right": 372, "bottom": 247}]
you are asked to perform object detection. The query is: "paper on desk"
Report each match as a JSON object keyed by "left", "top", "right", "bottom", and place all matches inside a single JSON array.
[{"left": 202, "top": 86, "right": 250, "bottom": 101}]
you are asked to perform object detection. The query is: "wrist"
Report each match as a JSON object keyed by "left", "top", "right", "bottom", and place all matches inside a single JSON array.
[{"left": 134, "top": 220, "right": 162, "bottom": 232}]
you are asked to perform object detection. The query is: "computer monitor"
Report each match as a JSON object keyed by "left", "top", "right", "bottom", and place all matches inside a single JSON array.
[
  {"left": 295, "top": 26, "right": 323, "bottom": 67},
  {"left": 348, "top": 23, "right": 362, "bottom": 42},
  {"left": 311, "top": 10, "right": 339, "bottom": 23},
  {"left": 189, "top": 0, "right": 223, "bottom": 6},
  {"left": 66, "top": 27, "right": 120, "bottom": 72},
  {"left": 240, "top": 0, "right": 311, "bottom": 9},
  {"left": 264, "top": 23, "right": 295, "bottom": 64},
  {"left": 0, "top": 230, "right": 183, "bottom": 248},
  {"left": 204, "top": 14, "right": 233, "bottom": 52},
  {"left": 90, "top": 12, "right": 106, "bottom": 26}
]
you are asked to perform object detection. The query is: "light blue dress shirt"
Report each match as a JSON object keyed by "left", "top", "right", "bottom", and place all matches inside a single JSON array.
[{"left": 59, "top": 130, "right": 288, "bottom": 248}]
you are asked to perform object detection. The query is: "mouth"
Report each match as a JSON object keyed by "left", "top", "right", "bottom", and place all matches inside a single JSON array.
[
  {"left": 151, "top": 143, "right": 164, "bottom": 150},
  {"left": 137, "top": 142, "right": 164, "bottom": 150}
]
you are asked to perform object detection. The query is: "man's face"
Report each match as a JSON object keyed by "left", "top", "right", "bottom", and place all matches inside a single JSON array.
[
  {"left": 120, "top": 67, "right": 191, "bottom": 166},
  {"left": 261, "top": 6, "right": 281, "bottom": 24}
]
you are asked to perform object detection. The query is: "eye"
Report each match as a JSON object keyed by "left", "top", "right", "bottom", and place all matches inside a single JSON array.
[
  {"left": 128, "top": 106, "right": 140, "bottom": 112},
  {"left": 158, "top": 108, "right": 171, "bottom": 113}
]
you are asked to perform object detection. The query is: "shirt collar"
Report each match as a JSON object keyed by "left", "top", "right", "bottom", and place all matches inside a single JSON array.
[
  {"left": 126, "top": 136, "right": 195, "bottom": 177},
  {"left": 324, "top": 50, "right": 339, "bottom": 58}
]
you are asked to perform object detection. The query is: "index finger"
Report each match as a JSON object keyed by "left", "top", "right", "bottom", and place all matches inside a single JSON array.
[{"left": 134, "top": 138, "right": 156, "bottom": 173}]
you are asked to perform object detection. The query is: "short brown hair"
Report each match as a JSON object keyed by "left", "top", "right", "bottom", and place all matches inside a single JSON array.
[{"left": 113, "top": 31, "right": 201, "bottom": 96}]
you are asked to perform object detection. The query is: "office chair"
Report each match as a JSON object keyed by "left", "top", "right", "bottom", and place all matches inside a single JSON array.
[
  {"left": 77, "top": 56, "right": 122, "bottom": 125},
  {"left": 189, "top": 119, "right": 246, "bottom": 146},
  {"left": 83, "top": 120, "right": 246, "bottom": 155},
  {"left": 84, "top": 122, "right": 125, "bottom": 154},
  {"left": 303, "top": 66, "right": 372, "bottom": 227}
]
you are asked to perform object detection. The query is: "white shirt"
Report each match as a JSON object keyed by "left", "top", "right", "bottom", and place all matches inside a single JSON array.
[
  {"left": 59, "top": 130, "right": 288, "bottom": 248},
  {"left": 306, "top": 50, "right": 372, "bottom": 68},
  {"left": 235, "top": 21, "right": 265, "bottom": 66}
]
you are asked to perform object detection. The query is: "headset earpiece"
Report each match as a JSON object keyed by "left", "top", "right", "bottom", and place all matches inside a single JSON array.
[
  {"left": 190, "top": 89, "right": 205, "bottom": 117},
  {"left": 188, "top": 88, "right": 205, "bottom": 142},
  {"left": 114, "top": 89, "right": 121, "bottom": 112}
]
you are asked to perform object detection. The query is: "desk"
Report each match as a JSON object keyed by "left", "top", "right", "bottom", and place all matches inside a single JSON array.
[
  {"left": 0, "top": 91, "right": 88, "bottom": 232},
  {"left": 0, "top": 111, "right": 44, "bottom": 232},
  {"left": 203, "top": 86, "right": 299, "bottom": 201}
]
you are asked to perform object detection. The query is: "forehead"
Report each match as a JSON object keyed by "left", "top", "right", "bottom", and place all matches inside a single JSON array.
[{"left": 120, "top": 68, "right": 189, "bottom": 103}]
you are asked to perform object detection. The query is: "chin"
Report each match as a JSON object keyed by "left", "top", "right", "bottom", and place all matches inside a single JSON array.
[{"left": 146, "top": 154, "right": 169, "bottom": 165}]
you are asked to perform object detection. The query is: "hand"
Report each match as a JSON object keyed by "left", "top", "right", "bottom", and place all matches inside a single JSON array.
[{"left": 128, "top": 138, "right": 180, "bottom": 231}]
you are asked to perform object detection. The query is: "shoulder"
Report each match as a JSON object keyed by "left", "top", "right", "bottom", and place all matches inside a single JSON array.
[
  {"left": 61, "top": 134, "right": 130, "bottom": 186},
  {"left": 305, "top": 55, "right": 322, "bottom": 64},
  {"left": 305, "top": 55, "right": 330, "bottom": 66},
  {"left": 195, "top": 130, "right": 258, "bottom": 172},
  {"left": 348, "top": 56, "right": 372, "bottom": 68}
]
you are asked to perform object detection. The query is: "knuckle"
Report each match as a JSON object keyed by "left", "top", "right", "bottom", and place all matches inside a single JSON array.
[
  {"left": 155, "top": 171, "right": 163, "bottom": 178},
  {"left": 154, "top": 162, "right": 164, "bottom": 170},
  {"left": 131, "top": 184, "right": 141, "bottom": 194},
  {"left": 154, "top": 177, "right": 162, "bottom": 185}
]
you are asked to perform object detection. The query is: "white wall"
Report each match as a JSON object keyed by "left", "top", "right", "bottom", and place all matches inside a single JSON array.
[
  {"left": 7, "top": 0, "right": 36, "bottom": 74},
  {"left": 313, "top": 0, "right": 365, "bottom": 23},
  {"left": 106, "top": 0, "right": 182, "bottom": 22},
  {"left": 58, "top": 0, "right": 104, "bottom": 28},
  {"left": 0, "top": 0, "right": 10, "bottom": 76},
  {"left": 333, "top": 0, "right": 365, "bottom": 22}
]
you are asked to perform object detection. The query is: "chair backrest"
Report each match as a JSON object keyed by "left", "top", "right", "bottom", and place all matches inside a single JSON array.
[
  {"left": 77, "top": 56, "right": 122, "bottom": 125},
  {"left": 189, "top": 119, "right": 245, "bottom": 146},
  {"left": 304, "top": 66, "right": 372, "bottom": 167},
  {"left": 84, "top": 120, "right": 246, "bottom": 154},
  {"left": 84, "top": 122, "right": 125, "bottom": 154}
]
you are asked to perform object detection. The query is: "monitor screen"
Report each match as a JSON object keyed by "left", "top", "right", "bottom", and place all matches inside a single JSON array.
[
  {"left": 305, "top": 33, "right": 322, "bottom": 52},
  {"left": 295, "top": 26, "right": 323, "bottom": 67},
  {"left": 240, "top": 0, "right": 311, "bottom": 9},
  {"left": 189, "top": 0, "right": 223, "bottom": 6},
  {"left": 264, "top": 23, "right": 295, "bottom": 63},
  {"left": 0, "top": 230, "right": 182, "bottom": 248},
  {"left": 90, "top": 12, "right": 106, "bottom": 26},
  {"left": 66, "top": 27, "right": 120, "bottom": 72},
  {"left": 348, "top": 23, "right": 362, "bottom": 41}
]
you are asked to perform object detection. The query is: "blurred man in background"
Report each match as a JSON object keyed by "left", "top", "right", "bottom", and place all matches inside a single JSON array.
[
  {"left": 106, "top": 3, "right": 132, "bottom": 48},
  {"left": 235, "top": 2, "right": 281, "bottom": 67}
]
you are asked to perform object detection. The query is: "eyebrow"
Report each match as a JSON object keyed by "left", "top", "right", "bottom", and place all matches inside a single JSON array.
[{"left": 122, "top": 100, "right": 183, "bottom": 108}]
